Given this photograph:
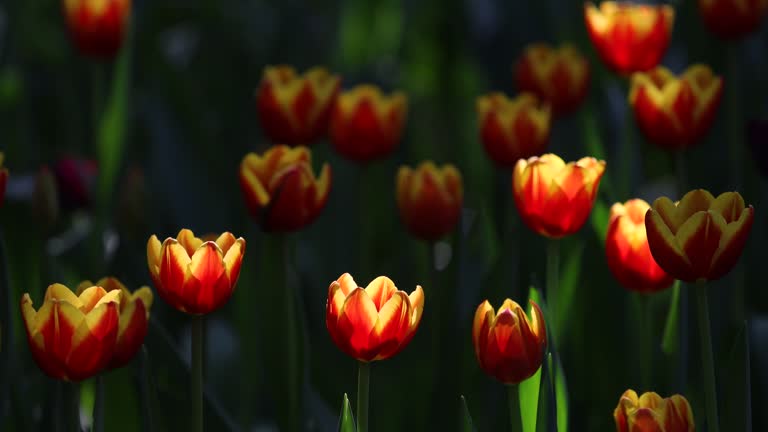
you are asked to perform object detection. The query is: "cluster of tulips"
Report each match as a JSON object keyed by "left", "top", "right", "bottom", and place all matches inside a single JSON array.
[{"left": 0, "top": 0, "right": 765, "bottom": 430}]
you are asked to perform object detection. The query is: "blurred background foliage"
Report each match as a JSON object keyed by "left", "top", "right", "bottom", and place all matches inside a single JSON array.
[{"left": 0, "top": 0, "right": 767, "bottom": 431}]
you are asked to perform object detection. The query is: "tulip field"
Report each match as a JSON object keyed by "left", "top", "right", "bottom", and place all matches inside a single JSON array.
[{"left": 1, "top": 1, "right": 768, "bottom": 431}]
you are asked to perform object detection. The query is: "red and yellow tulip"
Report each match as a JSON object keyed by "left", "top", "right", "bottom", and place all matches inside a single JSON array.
[
  {"left": 239, "top": 145, "right": 331, "bottom": 232},
  {"left": 21, "top": 284, "right": 121, "bottom": 381},
  {"left": 147, "top": 229, "right": 245, "bottom": 315},
  {"left": 63, "top": 0, "right": 131, "bottom": 59},
  {"left": 472, "top": 299, "right": 546, "bottom": 384},
  {"left": 396, "top": 162, "right": 463, "bottom": 241},
  {"left": 0, "top": 152, "right": 7, "bottom": 206},
  {"left": 477, "top": 93, "right": 551, "bottom": 168},
  {"left": 512, "top": 154, "right": 606, "bottom": 238},
  {"left": 606, "top": 199, "right": 674, "bottom": 293},
  {"left": 325, "top": 273, "right": 424, "bottom": 362},
  {"left": 698, "top": 0, "right": 768, "bottom": 39},
  {"left": 77, "top": 277, "right": 152, "bottom": 369},
  {"left": 614, "top": 389, "right": 695, "bottom": 432},
  {"left": 513, "top": 43, "right": 590, "bottom": 115},
  {"left": 584, "top": 1, "right": 674, "bottom": 74},
  {"left": 629, "top": 65, "right": 723, "bottom": 150},
  {"left": 645, "top": 189, "right": 754, "bottom": 283},
  {"left": 256, "top": 66, "right": 340, "bottom": 146},
  {"left": 329, "top": 85, "right": 408, "bottom": 162}
]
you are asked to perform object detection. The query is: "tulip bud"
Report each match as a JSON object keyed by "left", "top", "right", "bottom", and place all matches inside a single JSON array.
[
  {"left": 63, "top": 0, "right": 131, "bottom": 59},
  {"left": 614, "top": 389, "right": 694, "bottom": 432}
]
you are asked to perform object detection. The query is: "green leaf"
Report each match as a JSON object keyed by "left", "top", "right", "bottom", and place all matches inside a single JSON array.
[
  {"left": 723, "top": 321, "right": 751, "bottom": 432},
  {"left": 519, "top": 366, "right": 542, "bottom": 432},
  {"left": 337, "top": 393, "right": 356, "bottom": 432},
  {"left": 538, "top": 353, "right": 556, "bottom": 432},
  {"left": 554, "top": 243, "right": 584, "bottom": 342},
  {"left": 590, "top": 199, "right": 610, "bottom": 244},
  {"left": 661, "top": 280, "right": 681, "bottom": 356},
  {"left": 553, "top": 353, "right": 569, "bottom": 432},
  {"left": 460, "top": 395, "right": 477, "bottom": 432},
  {"left": 528, "top": 286, "right": 544, "bottom": 309}
]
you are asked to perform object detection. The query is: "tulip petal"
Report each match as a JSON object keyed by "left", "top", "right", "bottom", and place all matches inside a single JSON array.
[
  {"left": 336, "top": 288, "right": 378, "bottom": 360},
  {"left": 178, "top": 229, "right": 203, "bottom": 257},
  {"left": 675, "top": 211, "right": 725, "bottom": 279},
  {"left": 710, "top": 191, "right": 746, "bottom": 223},
  {"left": 372, "top": 292, "right": 411, "bottom": 359},
  {"left": 365, "top": 276, "right": 398, "bottom": 310},
  {"left": 708, "top": 205, "right": 753, "bottom": 280},
  {"left": 222, "top": 237, "right": 246, "bottom": 286},
  {"left": 336, "top": 273, "right": 359, "bottom": 296},
  {"left": 214, "top": 232, "right": 237, "bottom": 254},
  {"left": 147, "top": 235, "right": 163, "bottom": 282},
  {"left": 645, "top": 209, "right": 695, "bottom": 281},
  {"left": 158, "top": 240, "right": 192, "bottom": 309},
  {"left": 407, "top": 286, "right": 425, "bottom": 330}
]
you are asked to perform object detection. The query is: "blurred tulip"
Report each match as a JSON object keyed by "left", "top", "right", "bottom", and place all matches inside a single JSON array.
[
  {"left": 396, "top": 162, "right": 463, "bottom": 241},
  {"left": 239, "top": 145, "right": 332, "bottom": 232},
  {"left": 606, "top": 199, "right": 673, "bottom": 293},
  {"left": 747, "top": 118, "right": 768, "bottom": 177},
  {"left": 472, "top": 299, "right": 546, "bottom": 384},
  {"left": 256, "top": 65, "right": 340, "bottom": 146},
  {"left": 512, "top": 154, "right": 606, "bottom": 238},
  {"left": 330, "top": 85, "right": 408, "bottom": 162},
  {"left": 0, "top": 152, "right": 7, "bottom": 206},
  {"left": 52, "top": 157, "right": 98, "bottom": 211},
  {"left": 645, "top": 189, "right": 753, "bottom": 282},
  {"left": 514, "top": 43, "right": 591, "bottom": 115},
  {"left": 614, "top": 389, "right": 694, "bottom": 432},
  {"left": 63, "top": 0, "right": 131, "bottom": 59},
  {"left": 32, "top": 166, "right": 60, "bottom": 231},
  {"left": 629, "top": 64, "right": 723, "bottom": 150},
  {"left": 147, "top": 229, "right": 245, "bottom": 315},
  {"left": 21, "top": 283, "right": 121, "bottom": 381},
  {"left": 698, "top": 0, "right": 768, "bottom": 39},
  {"left": 584, "top": 1, "right": 674, "bottom": 74},
  {"left": 477, "top": 92, "right": 551, "bottom": 168},
  {"left": 76, "top": 277, "right": 152, "bottom": 369},
  {"left": 325, "top": 273, "right": 424, "bottom": 362}
]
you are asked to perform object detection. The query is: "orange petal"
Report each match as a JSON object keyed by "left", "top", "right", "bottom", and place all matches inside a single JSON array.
[
  {"left": 364, "top": 276, "right": 398, "bottom": 310},
  {"left": 336, "top": 288, "right": 378, "bottom": 360}
]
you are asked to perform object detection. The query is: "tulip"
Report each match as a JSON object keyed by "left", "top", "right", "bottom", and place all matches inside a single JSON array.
[
  {"left": 63, "top": 0, "right": 131, "bottom": 59},
  {"left": 76, "top": 277, "right": 152, "bottom": 369},
  {"left": 325, "top": 273, "right": 424, "bottom": 362},
  {"left": 614, "top": 389, "right": 694, "bottom": 432},
  {"left": 644, "top": 189, "right": 753, "bottom": 283},
  {"left": 256, "top": 65, "right": 341, "bottom": 146},
  {"left": 472, "top": 299, "right": 546, "bottom": 384},
  {"left": 477, "top": 93, "right": 551, "bottom": 168},
  {"left": 629, "top": 65, "right": 723, "bottom": 150},
  {"left": 606, "top": 199, "right": 674, "bottom": 293},
  {"left": 53, "top": 156, "right": 98, "bottom": 211},
  {"left": 329, "top": 85, "right": 408, "bottom": 162},
  {"left": 147, "top": 229, "right": 245, "bottom": 315},
  {"left": 584, "top": 2, "right": 674, "bottom": 74},
  {"left": 0, "top": 152, "right": 7, "bottom": 206},
  {"left": 21, "top": 283, "right": 121, "bottom": 381},
  {"left": 512, "top": 154, "right": 606, "bottom": 239},
  {"left": 698, "top": 0, "right": 768, "bottom": 39},
  {"left": 239, "top": 145, "right": 331, "bottom": 232},
  {"left": 513, "top": 43, "right": 590, "bottom": 115},
  {"left": 396, "top": 162, "right": 463, "bottom": 241}
]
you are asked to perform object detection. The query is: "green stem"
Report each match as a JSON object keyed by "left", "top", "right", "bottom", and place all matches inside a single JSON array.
[
  {"left": 280, "top": 235, "right": 300, "bottom": 432},
  {"left": 357, "top": 361, "right": 370, "bottom": 432},
  {"left": 619, "top": 88, "right": 634, "bottom": 198},
  {"left": 93, "top": 375, "right": 105, "bottom": 432},
  {"left": 546, "top": 240, "right": 560, "bottom": 341},
  {"left": 508, "top": 384, "right": 522, "bottom": 432},
  {"left": 66, "top": 381, "right": 81, "bottom": 432},
  {"left": 695, "top": 284, "right": 720, "bottom": 432},
  {"left": 638, "top": 294, "right": 652, "bottom": 390},
  {"left": 192, "top": 315, "right": 204, "bottom": 432}
]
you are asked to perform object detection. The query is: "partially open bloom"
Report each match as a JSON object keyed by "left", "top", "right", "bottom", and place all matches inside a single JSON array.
[
  {"left": 512, "top": 154, "right": 606, "bottom": 238},
  {"left": 239, "top": 145, "right": 331, "bottom": 232},
  {"left": 472, "top": 299, "right": 546, "bottom": 384},
  {"left": 396, "top": 162, "right": 463, "bottom": 241},
  {"left": 614, "top": 389, "right": 694, "bottom": 432},
  {"left": 329, "top": 85, "right": 408, "bottom": 162},
  {"left": 147, "top": 229, "right": 245, "bottom": 315},
  {"left": 513, "top": 43, "right": 590, "bottom": 115},
  {"left": 325, "top": 273, "right": 424, "bottom": 362},
  {"left": 584, "top": 2, "right": 674, "bottom": 74},
  {"left": 256, "top": 66, "right": 340, "bottom": 146},
  {"left": 645, "top": 189, "right": 754, "bottom": 282},
  {"left": 0, "top": 152, "right": 7, "bottom": 206},
  {"left": 477, "top": 92, "right": 551, "bottom": 168},
  {"left": 698, "top": 0, "right": 768, "bottom": 39},
  {"left": 63, "top": 0, "right": 131, "bottom": 59},
  {"left": 77, "top": 277, "right": 152, "bottom": 369},
  {"left": 606, "top": 199, "right": 674, "bottom": 293},
  {"left": 629, "top": 65, "right": 723, "bottom": 150},
  {"left": 21, "top": 284, "right": 121, "bottom": 381}
]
